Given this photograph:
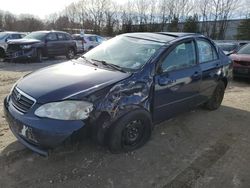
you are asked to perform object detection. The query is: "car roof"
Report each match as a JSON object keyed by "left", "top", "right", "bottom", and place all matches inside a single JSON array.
[
  {"left": 30, "top": 30, "right": 69, "bottom": 34},
  {"left": 1, "top": 31, "right": 23, "bottom": 34},
  {"left": 123, "top": 32, "right": 201, "bottom": 43},
  {"left": 85, "top": 34, "right": 97, "bottom": 37}
]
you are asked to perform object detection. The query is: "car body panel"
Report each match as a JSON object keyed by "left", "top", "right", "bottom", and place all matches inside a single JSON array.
[{"left": 230, "top": 53, "right": 250, "bottom": 78}]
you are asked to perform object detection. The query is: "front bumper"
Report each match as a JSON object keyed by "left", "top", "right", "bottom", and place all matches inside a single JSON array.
[
  {"left": 5, "top": 48, "right": 37, "bottom": 61},
  {"left": 3, "top": 97, "right": 88, "bottom": 156},
  {"left": 233, "top": 66, "right": 250, "bottom": 78}
]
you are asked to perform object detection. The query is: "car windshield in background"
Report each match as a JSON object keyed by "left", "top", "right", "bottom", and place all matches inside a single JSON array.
[
  {"left": 237, "top": 44, "right": 250, "bottom": 55},
  {"left": 217, "top": 43, "right": 237, "bottom": 52},
  {"left": 24, "top": 32, "right": 47, "bottom": 40},
  {"left": 0, "top": 33, "right": 8, "bottom": 40},
  {"left": 84, "top": 36, "right": 164, "bottom": 71}
]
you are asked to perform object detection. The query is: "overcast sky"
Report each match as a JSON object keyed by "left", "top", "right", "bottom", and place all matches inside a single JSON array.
[{"left": 1, "top": 0, "right": 81, "bottom": 19}]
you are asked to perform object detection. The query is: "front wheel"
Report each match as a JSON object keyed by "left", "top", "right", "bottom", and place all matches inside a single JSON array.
[
  {"left": 204, "top": 81, "right": 225, "bottom": 110},
  {"left": 35, "top": 49, "right": 42, "bottom": 62},
  {"left": 66, "top": 48, "right": 75, "bottom": 59},
  {"left": 108, "top": 110, "right": 152, "bottom": 153}
]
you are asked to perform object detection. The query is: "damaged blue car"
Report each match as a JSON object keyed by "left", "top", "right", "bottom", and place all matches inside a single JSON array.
[{"left": 4, "top": 32, "right": 232, "bottom": 156}]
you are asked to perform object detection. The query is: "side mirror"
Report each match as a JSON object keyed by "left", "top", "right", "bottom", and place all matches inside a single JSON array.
[
  {"left": 158, "top": 76, "right": 173, "bottom": 86},
  {"left": 5, "top": 38, "right": 9, "bottom": 42}
]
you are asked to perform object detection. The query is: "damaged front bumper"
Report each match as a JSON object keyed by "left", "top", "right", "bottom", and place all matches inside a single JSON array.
[
  {"left": 5, "top": 48, "right": 37, "bottom": 61},
  {"left": 3, "top": 97, "right": 88, "bottom": 156}
]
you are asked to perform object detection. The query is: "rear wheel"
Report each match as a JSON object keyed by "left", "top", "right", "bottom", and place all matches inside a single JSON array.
[
  {"left": 66, "top": 48, "right": 75, "bottom": 59},
  {"left": 204, "top": 81, "right": 225, "bottom": 110},
  {"left": 108, "top": 110, "right": 152, "bottom": 153}
]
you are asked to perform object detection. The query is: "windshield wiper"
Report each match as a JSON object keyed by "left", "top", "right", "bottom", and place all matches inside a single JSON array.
[
  {"left": 81, "top": 56, "right": 98, "bottom": 67},
  {"left": 91, "top": 59, "right": 126, "bottom": 73}
]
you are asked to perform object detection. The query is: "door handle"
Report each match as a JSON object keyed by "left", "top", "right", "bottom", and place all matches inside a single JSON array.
[
  {"left": 192, "top": 71, "right": 201, "bottom": 79},
  {"left": 158, "top": 77, "right": 174, "bottom": 86}
]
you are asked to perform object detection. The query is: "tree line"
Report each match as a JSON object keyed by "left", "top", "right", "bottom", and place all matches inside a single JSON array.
[{"left": 0, "top": 0, "right": 249, "bottom": 40}]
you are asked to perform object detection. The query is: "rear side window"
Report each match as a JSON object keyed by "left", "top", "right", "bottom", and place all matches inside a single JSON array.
[
  {"left": 88, "top": 36, "right": 96, "bottom": 42},
  {"left": 161, "top": 40, "right": 196, "bottom": 72},
  {"left": 57, "top": 33, "right": 66, "bottom": 41},
  {"left": 97, "top": 36, "right": 104, "bottom": 43},
  {"left": 65, "top": 34, "right": 72, "bottom": 40},
  {"left": 197, "top": 40, "right": 218, "bottom": 63}
]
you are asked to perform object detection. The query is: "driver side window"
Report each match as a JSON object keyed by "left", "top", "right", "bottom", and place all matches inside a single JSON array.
[
  {"left": 46, "top": 33, "right": 57, "bottom": 41},
  {"left": 161, "top": 40, "right": 196, "bottom": 72}
]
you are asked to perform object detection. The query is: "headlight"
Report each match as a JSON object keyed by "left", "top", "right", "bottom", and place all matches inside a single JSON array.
[
  {"left": 35, "top": 101, "right": 93, "bottom": 120},
  {"left": 21, "top": 45, "right": 32, "bottom": 49}
]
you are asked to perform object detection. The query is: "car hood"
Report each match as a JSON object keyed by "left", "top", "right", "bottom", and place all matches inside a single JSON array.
[
  {"left": 16, "top": 61, "right": 131, "bottom": 103},
  {"left": 230, "top": 54, "right": 250, "bottom": 62},
  {"left": 7, "top": 38, "right": 41, "bottom": 45}
]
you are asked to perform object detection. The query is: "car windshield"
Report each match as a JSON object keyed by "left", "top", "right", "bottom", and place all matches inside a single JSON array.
[
  {"left": 83, "top": 35, "right": 164, "bottom": 71},
  {"left": 0, "top": 33, "right": 8, "bottom": 40},
  {"left": 217, "top": 43, "right": 237, "bottom": 52},
  {"left": 24, "top": 32, "right": 47, "bottom": 40},
  {"left": 237, "top": 44, "right": 250, "bottom": 55}
]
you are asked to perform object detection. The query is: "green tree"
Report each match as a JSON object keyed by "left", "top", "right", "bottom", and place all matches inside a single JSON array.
[
  {"left": 168, "top": 16, "right": 179, "bottom": 32},
  {"left": 237, "top": 18, "right": 250, "bottom": 40},
  {"left": 183, "top": 15, "right": 199, "bottom": 33}
]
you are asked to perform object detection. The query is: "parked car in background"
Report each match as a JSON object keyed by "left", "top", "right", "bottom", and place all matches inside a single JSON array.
[
  {"left": 230, "top": 43, "right": 250, "bottom": 78},
  {"left": 5, "top": 30, "right": 77, "bottom": 62},
  {"left": 72, "top": 34, "right": 84, "bottom": 53},
  {"left": 215, "top": 42, "right": 240, "bottom": 55},
  {"left": 0, "top": 31, "right": 26, "bottom": 58},
  {"left": 4, "top": 32, "right": 232, "bottom": 156},
  {"left": 83, "top": 34, "right": 106, "bottom": 51}
]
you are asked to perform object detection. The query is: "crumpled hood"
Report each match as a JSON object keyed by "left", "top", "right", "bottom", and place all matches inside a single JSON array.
[
  {"left": 8, "top": 38, "right": 41, "bottom": 45},
  {"left": 16, "top": 61, "right": 131, "bottom": 103}
]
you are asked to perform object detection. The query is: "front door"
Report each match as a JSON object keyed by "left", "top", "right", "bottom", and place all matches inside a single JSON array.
[
  {"left": 153, "top": 39, "right": 202, "bottom": 123},
  {"left": 45, "top": 33, "right": 60, "bottom": 56}
]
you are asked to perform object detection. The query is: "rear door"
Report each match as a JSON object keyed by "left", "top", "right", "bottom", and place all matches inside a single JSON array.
[
  {"left": 153, "top": 39, "right": 202, "bottom": 123},
  {"left": 195, "top": 38, "right": 221, "bottom": 102},
  {"left": 57, "top": 33, "right": 67, "bottom": 54}
]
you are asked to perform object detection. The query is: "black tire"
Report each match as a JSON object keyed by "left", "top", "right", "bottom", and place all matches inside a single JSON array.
[
  {"left": 35, "top": 49, "right": 42, "bottom": 62},
  {"left": 88, "top": 46, "right": 94, "bottom": 51},
  {"left": 66, "top": 48, "right": 75, "bottom": 59},
  {"left": 204, "top": 81, "right": 225, "bottom": 110},
  {"left": 0, "top": 48, "right": 5, "bottom": 59},
  {"left": 108, "top": 109, "right": 152, "bottom": 153}
]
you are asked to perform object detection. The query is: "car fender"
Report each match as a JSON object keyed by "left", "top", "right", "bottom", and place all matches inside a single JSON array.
[{"left": 86, "top": 62, "right": 155, "bottom": 145}]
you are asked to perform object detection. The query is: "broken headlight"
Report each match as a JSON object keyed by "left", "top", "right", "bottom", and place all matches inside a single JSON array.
[{"left": 35, "top": 101, "right": 93, "bottom": 120}]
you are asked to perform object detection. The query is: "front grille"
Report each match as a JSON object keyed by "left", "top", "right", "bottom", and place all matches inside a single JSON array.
[
  {"left": 235, "top": 61, "right": 250, "bottom": 66},
  {"left": 7, "top": 44, "right": 22, "bottom": 53},
  {"left": 11, "top": 87, "right": 36, "bottom": 113}
]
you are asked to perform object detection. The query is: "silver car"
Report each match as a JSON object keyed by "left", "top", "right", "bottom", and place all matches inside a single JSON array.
[
  {"left": 0, "top": 32, "right": 26, "bottom": 58},
  {"left": 72, "top": 34, "right": 106, "bottom": 53}
]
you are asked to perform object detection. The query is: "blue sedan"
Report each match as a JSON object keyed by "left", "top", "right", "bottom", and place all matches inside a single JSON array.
[{"left": 4, "top": 32, "right": 232, "bottom": 156}]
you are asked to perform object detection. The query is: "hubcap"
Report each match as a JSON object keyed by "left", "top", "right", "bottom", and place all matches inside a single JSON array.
[
  {"left": 68, "top": 50, "right": 74, "bottom": 58},
  {"left": 123, "top": 120, "right": 144, "bottom": 146}
]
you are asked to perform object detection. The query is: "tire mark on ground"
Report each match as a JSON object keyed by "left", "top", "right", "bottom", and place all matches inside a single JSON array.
[{"left": 163, "top": 133, "right": 237, "bottom": 188}]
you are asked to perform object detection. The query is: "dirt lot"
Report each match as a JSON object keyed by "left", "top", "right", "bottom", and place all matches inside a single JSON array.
[{"left": 0, "top": 59, "right": 250, "bottom": 188}]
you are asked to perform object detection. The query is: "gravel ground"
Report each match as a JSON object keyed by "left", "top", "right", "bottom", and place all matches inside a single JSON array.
[{"left": 0, "top": 59, "right": 250, "bottom": 188}]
